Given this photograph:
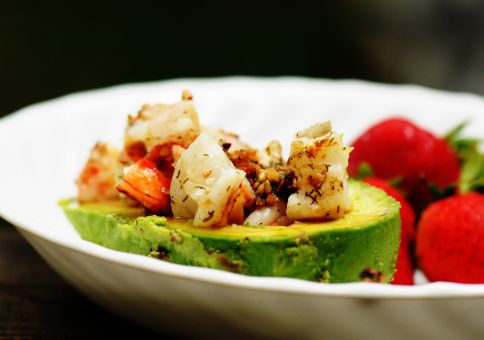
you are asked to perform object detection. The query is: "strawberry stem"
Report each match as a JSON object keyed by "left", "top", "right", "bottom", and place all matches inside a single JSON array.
[{"left": 443, "top": 121, "right": 484, "bottom": 193}]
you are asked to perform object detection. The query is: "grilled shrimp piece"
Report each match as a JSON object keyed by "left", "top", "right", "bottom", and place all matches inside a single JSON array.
[
  {"left": 286, "top": 121, "right": 352, "bottom": 220},
  {"left": 78, "top": 142, "right": 120, "bottom": 203},
  {"left": 171, "top": 133, "right": 254, "bottom": 227},
  {"left": 244, "top": 200, "right": 291, "bottom": 226},
  {"left": 116, "top": 158, "right": 171, "bottom": 212},
  {"left": 202, "top": 126, "right": 251, "bottom": 152},
  {"left": 123, "top": 90, "right": 200, "bottom": 159}
]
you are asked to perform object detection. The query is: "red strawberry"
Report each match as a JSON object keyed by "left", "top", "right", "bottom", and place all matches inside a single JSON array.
[
  {"left": 392, "top": 244, "right": 415, "bottom": 285},
  {"left": 349, "top": 117, "right": 460, "bottom": 212},
  {"left": 363, "top": 177, "right": 416, "bottom": 284},
  {"left": 416, "top": 193, "right": 484, "bottom": 283},
  {"left": 363, "top": 178, "right": 415, "bottom": 243}
]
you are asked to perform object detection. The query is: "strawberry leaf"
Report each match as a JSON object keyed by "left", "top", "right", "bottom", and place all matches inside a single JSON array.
[
  {"left": 387, "top": 176, "right": 403, "bottom": 187},
  {"left": 459, "top": 150, "right": 484, "bottom": 193},
  {"left": 444, "top": 121, "right": 483, "bottom": 160},
  {"left": 355, "top": 162, "right": 373, "bottom": 180},
  {"left": 427, "top": 181, "right": 456, "bottom": 200},
  {"left": 444, "top": 120, "right": 469, "bottom": 143},
  {"left": 444, "top": 121, "right": 484, "bottom": 193},
  {"left": 355, "top": 163, "right": 402, "bottom": 187}
]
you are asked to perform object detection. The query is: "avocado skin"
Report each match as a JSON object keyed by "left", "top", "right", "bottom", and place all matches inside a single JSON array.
[{"left": 61, "top": 181, "right": 400, "bottom": 283}]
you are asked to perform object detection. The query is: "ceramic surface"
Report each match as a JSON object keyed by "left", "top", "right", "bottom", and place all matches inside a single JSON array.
[{"left": 1, "top": 78, "right": 483, "bottom": 339}]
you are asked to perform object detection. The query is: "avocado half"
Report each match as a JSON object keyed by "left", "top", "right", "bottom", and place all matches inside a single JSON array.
[{"left": 60, "top": 180, "right": 401, "bottom": 283}]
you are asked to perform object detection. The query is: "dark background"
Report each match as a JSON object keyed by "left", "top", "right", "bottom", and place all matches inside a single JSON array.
[
  {"left": 1, "top": 0, "right": 484, "bottom": 117},
  {"left": 1, "top": 0, "right": 484, "bottom": 337}
]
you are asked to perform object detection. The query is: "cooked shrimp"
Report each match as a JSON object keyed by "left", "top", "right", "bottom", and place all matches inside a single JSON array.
[
  {"left": 170, "top": 133, "right": 254, "bottom": 227},
  {"left": 202, "top": 126, "right": 251, "bottom": 152},
  {"left": 244, "top": 200, "right": 291, "bottom": 226},
  {"left": 78, "top": 142, "right": 120, "bottom": 203},
  {"left": 123, "top": 90, "right": 200, "bottom": 162},
  {"left": 116, "top": 158, "right": 171, "bottom": 212},
  {"left": 286, "top": 121, "right": 352, "bottom": 220},
  {"left": 145, "top": 142, "right": 186, "bottom": 179}
]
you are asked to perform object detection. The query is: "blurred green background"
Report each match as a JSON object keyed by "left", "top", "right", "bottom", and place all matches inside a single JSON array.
[{"left": 1, "top": 0, "right": 484, "bottom": 116}]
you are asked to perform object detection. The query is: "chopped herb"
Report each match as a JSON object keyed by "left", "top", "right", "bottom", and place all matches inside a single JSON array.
[
  {"left": 170, "top": 232, "right": 182, "bottom": 243},
  {"left": 304, "top": 189, "right": 320, "bottom": 204},
  {"left": 203, "top": 210, "right": 215, "bottom": 222}
]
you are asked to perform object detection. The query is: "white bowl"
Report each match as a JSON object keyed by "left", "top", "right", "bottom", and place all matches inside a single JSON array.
[{"left": 1, "top": 77, "right": 483, "bottom": 339}]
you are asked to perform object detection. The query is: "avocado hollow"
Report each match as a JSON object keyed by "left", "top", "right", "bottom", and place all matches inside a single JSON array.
[{"left": 60, "top": 180, "right": 400, "bottom": 283}]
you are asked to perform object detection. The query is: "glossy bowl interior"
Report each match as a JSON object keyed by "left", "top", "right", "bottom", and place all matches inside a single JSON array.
[{"left": 1, "top": 77, "right": 483, "bottom": 339}]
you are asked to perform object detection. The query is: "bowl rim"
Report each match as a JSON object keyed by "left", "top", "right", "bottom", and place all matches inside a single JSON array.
[{"left": 2, "top": 76, "right": 484, "bottom": 299}]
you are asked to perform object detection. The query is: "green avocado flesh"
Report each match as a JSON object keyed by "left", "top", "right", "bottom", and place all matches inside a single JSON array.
[{"left": 60, "top": 180, "right": 401, "bottom": 283}]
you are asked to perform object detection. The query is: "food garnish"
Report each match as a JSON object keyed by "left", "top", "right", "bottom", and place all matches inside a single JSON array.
[
  {"left": 77, "top": 90, "right": 353, "bottom": 228},
  {"left": 62, "top": 90, "right": 402, "bottom": 283}
]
